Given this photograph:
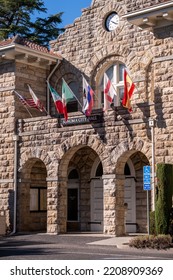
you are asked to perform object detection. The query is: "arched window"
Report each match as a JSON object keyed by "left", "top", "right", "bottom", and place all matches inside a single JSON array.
[
  {"left": 95, "top": 162, "right": 103, "bottom": 177},
  {"left": 67, "top": 81, "right": 79, "bottom": 112},
  {"left": 68, "top": 169, "right": 79, "bottom": 179},
  {"left": 124, "top": 163, "right": 131, "bottom": 176},
  {"left": 99, "top": 62, "right": 125, "bottom": 108}
]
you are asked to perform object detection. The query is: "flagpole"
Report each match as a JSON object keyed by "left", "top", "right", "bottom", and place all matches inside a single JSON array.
[
  {"left": 22, "top": 105, "right": 33, "bottom": 117},
  {"left": 62, "top": 78, "right": 83, "bottom": 109}
]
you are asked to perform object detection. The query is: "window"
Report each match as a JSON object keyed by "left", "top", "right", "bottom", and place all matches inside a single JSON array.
[
  {"left": 124, "top": 163, "right": 131, "bottom": 176},
  {"left": 68, "top": 169, "right": 79, "bottom": 179},
  {"left": 100, "top": 62, "right": 125, "bottom": 107},
  {"left": 95, "top": 162, "right": 103, "bottom": 177},
  {"left": 30, "top": 187, "right": 47, "bottom": 212},
  {"left": 67, "top": 81, "right": 79, "bottom": 113}
]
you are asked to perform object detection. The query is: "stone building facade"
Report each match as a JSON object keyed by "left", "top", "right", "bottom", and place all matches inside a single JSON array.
[{"left": 0, "top": 0, "right": 173, "bottom": 236}]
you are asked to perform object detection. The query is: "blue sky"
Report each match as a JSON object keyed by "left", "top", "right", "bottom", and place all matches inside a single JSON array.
[{"left": 39, "top": 0, "right": 92, "bottom": 28}]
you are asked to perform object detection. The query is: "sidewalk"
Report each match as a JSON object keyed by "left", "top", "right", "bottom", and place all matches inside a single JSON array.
[
  {"left": 87, "top": 234, "right": 173, "bottom": 252},
  {"left": 87, "top": 235, "right": 133, "bottom": 249}
]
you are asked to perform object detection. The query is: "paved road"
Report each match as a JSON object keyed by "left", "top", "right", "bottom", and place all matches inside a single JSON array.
[{"left": 0, "top": 233, "right": 173, "bottom": 260}]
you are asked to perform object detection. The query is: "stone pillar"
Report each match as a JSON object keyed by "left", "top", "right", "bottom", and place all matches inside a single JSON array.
[
  {"left": 103, "top": 174, "right": 126, "bottom": 236},
  {"left": 58, "top": 178, "right": 67, "bottom": 233},
  {"left": 102, "top": 174, "right": 116, "bottom": 235},
  {"left": 46, "top": 177, "right": 59, "bottom": 234},
  {"left": 115, "top": 174, "right": 126, "bottom": 236}
]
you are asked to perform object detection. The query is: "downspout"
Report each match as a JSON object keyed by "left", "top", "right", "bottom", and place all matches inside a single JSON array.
[
  {"left": 46, "top": 59, "right": 62, "bottom": 115},
  {"left": 10, "top": 134, "right": 19, "bottom": 235}
]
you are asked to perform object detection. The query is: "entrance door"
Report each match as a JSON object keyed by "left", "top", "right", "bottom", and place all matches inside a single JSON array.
[
  {"left": 68, "top": 188, "right": 78, "bottom": 221},
  {"left": 124, "top": 178, "right": 136, "bottom": 232},
  {"left": 67, "top": 180, "right": 79, "bottom": 232},
  {"left": 90, "top": 179, "right": 103, "bottom": 232}
]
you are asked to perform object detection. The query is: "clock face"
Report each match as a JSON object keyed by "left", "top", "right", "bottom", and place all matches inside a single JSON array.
[{"left": 105, "top": 12, "right": 119, "bottom": 32}]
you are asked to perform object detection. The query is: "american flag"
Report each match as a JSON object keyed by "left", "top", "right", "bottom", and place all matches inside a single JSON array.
[
  {"left": 14, "top": 90, "right": 39, "bottom": 109},
  {"left": 27, "top": 85, "right": 45, "bottom": 112}
]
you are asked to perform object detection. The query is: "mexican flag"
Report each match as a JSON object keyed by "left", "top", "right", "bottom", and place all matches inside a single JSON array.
[{"left": 62, "top": 78, "right": 75, "bottom": 121}]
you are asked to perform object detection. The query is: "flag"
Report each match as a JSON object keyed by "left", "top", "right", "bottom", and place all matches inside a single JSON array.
[
  {"left": 48, "top": 83, "right": 64, "bottom": 114},
  {"left": 27, "top": 84, "right": 45, "bottom": 112},
  {"left": 103, "top": 73, "right": 117, "bottom": 112},
  {"left": 13, "top": 90, "right": 34, "bottom": 117},
  {"left": 14, "top": 90, "right": 38, "bottom": 109},
  {"left": 122, "top": 70, "right": 135, "bottom": 112},
  {"left": 82, "top": 76, "right": 94, "bottom": 116},
  {"left": 62, "top": 78, "right": 75, "bottom": 121}
]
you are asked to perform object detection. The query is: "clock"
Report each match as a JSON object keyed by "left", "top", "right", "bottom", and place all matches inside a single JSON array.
[{"left": 105, "top": 12, "right": 119, "bottom": 32}]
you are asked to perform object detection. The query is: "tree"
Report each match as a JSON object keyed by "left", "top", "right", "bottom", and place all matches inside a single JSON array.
[
  {"left": 0, "top": 0, "right": 64, "bottom": 47},
  {"left": 155, "top": 163, "right": 173, "bottom": 234}
]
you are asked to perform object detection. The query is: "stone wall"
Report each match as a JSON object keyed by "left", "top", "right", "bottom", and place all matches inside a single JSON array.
[
  {"left": 15, "top": 62, "right": 48, "bottom": 119},
  {"left": 125, "top": 0, "right": 172, "bottom": 13},
  {"left": 16, "top": 111, "right": 152, "bottom": 234},
  {"left": 0, "top": 61, "right": 16, "bottom": 231}
]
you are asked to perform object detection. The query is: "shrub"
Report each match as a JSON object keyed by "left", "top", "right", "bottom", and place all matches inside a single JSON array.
[
  {"left": 155, "top": 163, "right": 173, "bottom": 235},
  {"left": 150, "top": 211, "right": 156, "bottom": 235},
  {"left": 169, "top": 208, "right": 173, "bottom": 236},
  {"left": 129, "top": 235, "right": 172, "bottom": 250}
]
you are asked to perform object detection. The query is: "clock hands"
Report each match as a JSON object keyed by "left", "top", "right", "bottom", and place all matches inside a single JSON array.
[{"left": 111, "top": 21, "right": 118, "bottom": 25}]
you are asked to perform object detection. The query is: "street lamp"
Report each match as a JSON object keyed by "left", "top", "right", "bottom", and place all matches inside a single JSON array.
[{"left": 149, "top": 118, "right": 155, "bottom": 211}]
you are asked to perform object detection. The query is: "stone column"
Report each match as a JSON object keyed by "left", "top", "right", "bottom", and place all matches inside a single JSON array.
[
  {"left": 102, "top": 174, "right": 116, "bottom": 235},
  {"left": 115, "top": 174, "right": 126, "bottom": 236},
  {"left": 46, "top": 177, "right": 59, "bottom": 234},
  {"left": 102, "top": 174, "right": 125, "bottom": 236}
]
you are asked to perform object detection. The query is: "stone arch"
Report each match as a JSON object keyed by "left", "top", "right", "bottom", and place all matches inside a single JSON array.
[
  {"left": 111, "top": 140, "right": 151, "bottom": 235},
  {"left": 85, "top": 44, "right": 131, "bottom": 77},
  {"left": 57, "top": 134, "right": 111, "bottom": 176},
  {"left": 51, "top": 59, "right": 82, "bottom": 94},
  {"left": 17, "top": 157, "right": 48, "bottom": 232},
  {"left": 110, "top": 137, "right": 150, "bottom": 169},
  {"left": 19, "top": 147, "right": 58, "bottom": 178},
  {"left": 57, "top": 135, "right": 110, "bottom": 233}
]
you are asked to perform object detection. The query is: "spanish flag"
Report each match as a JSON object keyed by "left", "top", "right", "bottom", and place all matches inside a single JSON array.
[{"left": 122, "top": 70, "right": 135, "bottom": 112}]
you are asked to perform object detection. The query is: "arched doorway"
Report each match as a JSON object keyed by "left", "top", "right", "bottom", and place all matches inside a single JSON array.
[
  {"left": 90, "top": 158, "right": 103, "bottom": 232},
  {"left": 18, "top": 158, "right": 47, "bottom": 232},
  {"left": 67, "top": 169, "right": 80, "bottom": 232},
  {"left": 124, "top": 159, "right": 136, "bottom": 233},
  {"left": 115, "top": 150, "right": 150, "bottom": 235},
  {"left": 58, "top": 146, "right": 103, "bottom": 233},
  {"left": 122, "top": 152, "right": 151, "bottom": 234}
]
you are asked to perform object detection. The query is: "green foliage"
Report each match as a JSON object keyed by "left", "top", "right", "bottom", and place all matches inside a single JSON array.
[
  {"left": 0, "top": 0, "right": 64, "bottom": 46},
  {"left": 155, "top": 163, "right": 173, "bottom": 235},
  {"left": 129, "top": 235, "right": 172, "bottom": 250},
  {"left": 169, "top": 208, "right": 173, "bottom": 236},
  {"left": 150, "top": 211, "right": 156, "bottom": 235}
]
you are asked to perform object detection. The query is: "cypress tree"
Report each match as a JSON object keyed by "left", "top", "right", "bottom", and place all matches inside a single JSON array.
[{"left": 155, "top": 163, "right": 173, "bottom": 234}]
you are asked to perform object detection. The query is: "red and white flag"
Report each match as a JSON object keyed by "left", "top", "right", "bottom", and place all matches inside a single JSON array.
[
  {"left": 27, "top": 84, "right": 46, "bottom": 113},
  {"left": 103, "top": 73, "right": 117, "bottom": 112}
]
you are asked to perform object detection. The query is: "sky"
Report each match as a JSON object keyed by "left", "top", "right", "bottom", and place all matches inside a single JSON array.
[{"left": 38, "top": 0, "right": 92, "bottom": 28}]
